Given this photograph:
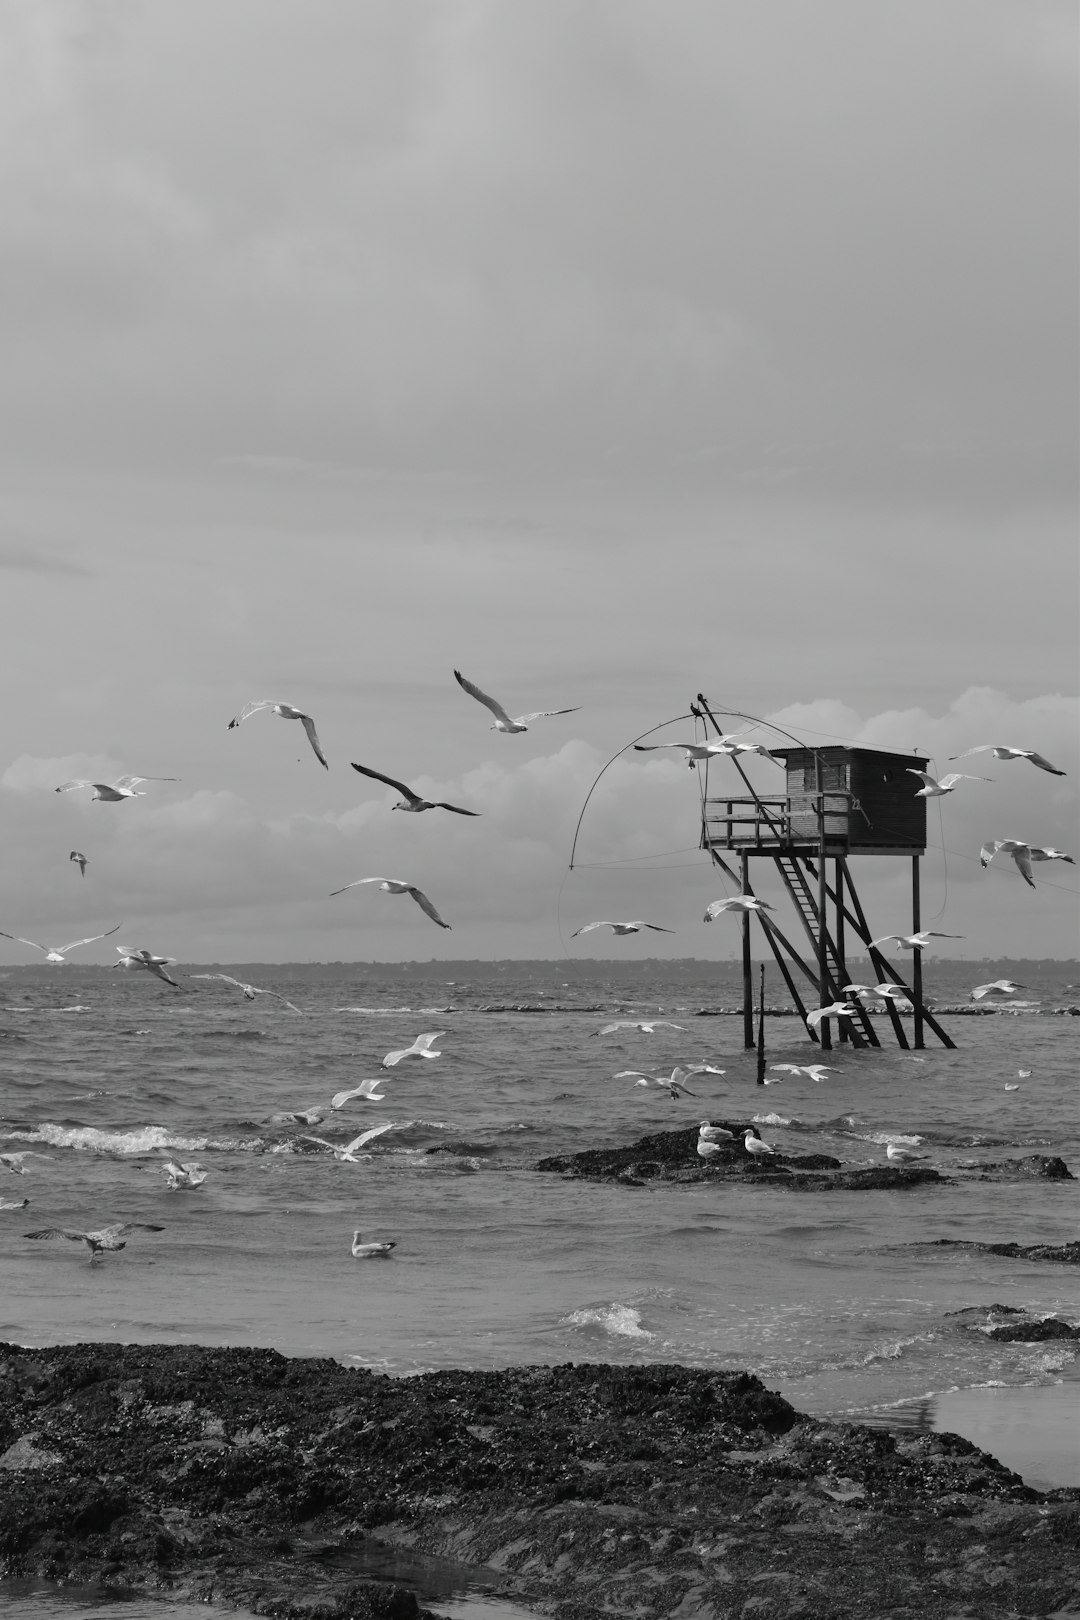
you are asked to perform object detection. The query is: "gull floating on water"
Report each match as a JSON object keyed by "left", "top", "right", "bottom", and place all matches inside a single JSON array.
[
  {"left": 191, "top": 973, "right": 303, "bottom": 1013},
  {"left": 704, "top": 896, "right": 773, "bottom": 921},
  {"left": 0, "top": 1197, "right": 29, "bottom": 1210},
  {"left": 970, "top": 980, "right": 1026, "bottom": 1001},
  {"left": 868, "top": 931, "right": 963, "bottom": 951},
  {"left": 0, "top": 924, "right": 121, "bottom": 964},
  {"left": 330, "top": 1078, "right": 390, "bottom": 1109},
  {"left": 595, "top": 1020, "right": 686, "bottom": 1035},
  {"left": 267, "top": 1105, "right": 331, "bottom": 1126},
  {"left": 949, "top": 745, "right": 1065, "bottom": 776},
  {"left": 23, "top": 1222, "right": 165, "bottom": 1260},
  {"left": 906, "top": 770, "right": 990, "bottom": 797},
  {"left": 302, "top": 1122, "right": 397, "bottom": 1162},
  {"left": 55, "top": 775, "right": 180, "bottom": 801},
  {"left": 0, "top": 1152, "right": 48, "bottom": 1175},
  {"left": 383, "top": 1032, "right": 444, "bottom": 1068},
  {"left": 330, "top": 878, "right": 450, "bottom": 929},
  {"left": 115, "top": 947, "right": 180, "bottom": 987},
  {"left": 453, "top": 670, "right": 579, "bottom": 733},
  {"left": 351, "top": 1230, "right": 396, "bottom": 1258},
  {"left": 349, "top": 762, "right": 480, "bottom": 816},
  {"left": 228, "top": 701, "right": 328, "bottom": 769},
  {"left": 571, "top": 921, "right": 675, "bottom": 938},
  {"left": 743, "top": 1130, "right": 778, "bottom": 1159},
  {"left": 69, "top": 851, "right": 87, "bottom": 876},
  {"left": 769, "top": 1063, "right": 834, "bottom": 1082},
  {"left": 806, "top": 1002, "right": 856, "bottom": 1030},
  {"left": 885, "top": 1143, "right": 929, "bottom": 1164},
  {"left": 162, "top": 1160, "right": 207, "bottom": 1190}
]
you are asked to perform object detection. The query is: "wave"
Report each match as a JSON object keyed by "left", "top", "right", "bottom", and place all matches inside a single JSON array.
[
  {"left": 563, "top": 1303, "right": 654, "bottom": 1340},
  {"left": 2, "top": 1123, "right": 259, "bottom": 1155},
  {"left": 752, "top": 1112, "right": 793, "bottom": 1127}
]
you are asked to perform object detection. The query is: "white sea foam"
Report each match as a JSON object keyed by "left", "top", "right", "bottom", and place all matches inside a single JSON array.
[
  {"left": 564, "top": 1303, "right": 653, "bottom": 1340},
  {"left": 4, "top": 1123, "right": 238, "bottom": 1155},
  {"left": 752, "top": 1112, "right": 792, "bottom": 1126}
]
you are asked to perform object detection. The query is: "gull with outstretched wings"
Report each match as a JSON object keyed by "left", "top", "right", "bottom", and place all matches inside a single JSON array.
[
  {"left": 191, "top": 973, "right": 303, "bottom": 1013},
  {"left": 806, "top": 1002, "right": 856, "bottom": 1030},
  {"left": 868, "top": 931, "right": 963, "bottom": 951},
  {"left": 906, "top": 770, "right": 989, "bottom": 797},
  {"left": 0, "top": 924, "right": 121, "bottom": 963},
  {"left": 330, "top": 1078, "right": 390, "bottom": 1108},
  {"left": 329, "top": 877, "right": 451, "bottom": 929},
  {"left": 301, "top": 1122, "right": 398, "bottom": 1162},
  {"left": 350, "top": 762, "right": 479, "bottom": 815},
  {"left": 383, "top": 1032, "right": 444, "bottom": 1068},
  {"left": 571, "top": 921, "right": 674, "bottom": 938},
  {"left": 949, "top": 745, "right": 1065, "bottom": 776},
  {"left": 24, "top": 1222, "right": 164, "bottom": 1260},
  {"left": 634, "top": 737, "right": 778, "bottom": 767},
  {"left": 454, "top": 670, "right": 579, "bottom": 734},
  {"left": 970, "top": 980, "right": 1026, "bottom": 1001},
  {"left": 55, "top": 776, "right": 179, "bottom": 801},
  {"left": 594, "top": 1019, "right": 686, "bottom": 1035},
  {"left": 228, "top": 701, "right": 328, "bottom": 769},
  {"left": 704, "top": 895, "right": 773, "bottom": 921},
  {"left": 115, "top": 946, "right": 180, "bottom": 987}
]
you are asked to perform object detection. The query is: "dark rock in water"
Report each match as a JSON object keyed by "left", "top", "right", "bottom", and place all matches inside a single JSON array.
[
  {"left": 955, "top": 1154, "right": 1075, "bottom": 1181},
  {"left": 919, "top": 1239, "right": 1080, "bottom": 1264},
  {"left": 536, "top": 1124, "right": 945, "bottom": 1191},
  {"left": 984, "top": 1316, "right": 1080, "bottom": 1343},
  {"left": 0, "top": 1344, "right": 1076, "bottom": 1620}
]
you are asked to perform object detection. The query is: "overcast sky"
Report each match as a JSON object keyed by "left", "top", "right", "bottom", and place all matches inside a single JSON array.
[{"left": 0, "top": 1, "right": 1075, "bottom": 964}]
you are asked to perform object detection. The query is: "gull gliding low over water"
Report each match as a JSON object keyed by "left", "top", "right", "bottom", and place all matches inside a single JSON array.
[
  {"left": 453, "top": 669, "right": 579, "bottom": 733},
  {"left": 595, "top": 1020, "right": 687, "bottom": 1035},
  {"left": 382, "top": 1032, "right": 444, "bottom": 1068},
  {"left": 54, "top": 775, "right": 179, "bottom": 800},
  {"left": 704, "top": 895, "right": 774, "bottom": 920},
  {"left": 948, "top": 745, "right": 1066, "bottom": 776},
  {"left": 228, "top": 701, "right": 328, "bottom": 769},
  {"left": 769, "top": 1063, "right": 834, "bottom": 1082},
  {"left": 618, "top": 1070, "right": 699, "bottom": 1098},
  {"left": 329, "top": 878, "right": 451, "bottom": 929},
  {"left": 23, "top": 1222, "right": 165, "bottom": 1261},
  {"left": 301, "top": 1123, "right": 397, "bottom": 1162},
  {"left": 570, "top": 921, "right": 675, "bottom": 938},
  {"left": 806, "top": 1002, "right": 857, "bottom": 1030},
  {"left": 0, "top": 924, "right": 121, "bottom": 963},
  {"left": 970, "top": 980, "right": 1026, "bottom": 1000},
  {"left": 191, "top": 974, "right": 303, "bottom": 1013},
  {"left": 330, "top": 1078, "right": 390, "bottom": 1109},
  {"left": 349, "top": 762, "right": 480, "bottom": 815},
  {"left": 115, "top": 947, "right": 180, "bottom": 987}
]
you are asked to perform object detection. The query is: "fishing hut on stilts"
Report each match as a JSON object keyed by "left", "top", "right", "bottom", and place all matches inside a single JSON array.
[{"left": 694, "top": 695, "right": 955, "bottom": 1054}]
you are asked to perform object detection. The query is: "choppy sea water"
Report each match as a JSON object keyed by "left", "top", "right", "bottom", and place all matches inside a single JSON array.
[{"left": 1, "top": 958, "right": 1077, "bottom": 1566}]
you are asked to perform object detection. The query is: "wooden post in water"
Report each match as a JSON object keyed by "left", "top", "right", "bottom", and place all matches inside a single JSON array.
[
  {"left": 740, "top": 850, "right": 754, "bottom": 1049},
  {"left": 755, "top": 962, "right": 766, "bottom": 1085},
  {"left": 835, "top": 859, "right": 848, "bottom": 1044},
  {"left": 911, "top": 855, "right": 925, "bottom": 1049},
  {"left": 815, "top": 756, "right": 832, "bottom": 1051}
]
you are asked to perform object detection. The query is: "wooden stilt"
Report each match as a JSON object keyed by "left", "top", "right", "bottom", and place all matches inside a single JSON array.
[
  {"left": 741, "top": 850, "right": 754, "bottom": 1050},
  {"left": 911, "top": 856, "right": 925, "bottom": 1050}
]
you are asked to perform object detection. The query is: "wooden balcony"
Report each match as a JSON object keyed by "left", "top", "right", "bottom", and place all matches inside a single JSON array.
[{"left": 701, "top": 793, "right": 923, "bottom": 857}]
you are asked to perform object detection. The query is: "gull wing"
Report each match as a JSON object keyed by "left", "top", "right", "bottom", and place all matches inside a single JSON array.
[
  {"left": 1011, "top": 847, "right": 1036, "bottom": 886},
  {"left": 110, "top": 1223, "right": 165, "bottom": 1237},
  {"left": 905, "top": 769, "right": 934, "bottom": 785},
  {"left": 454, "top": 670, "right": 513, "bottom": 726},
  {"left": 948, "top": 746, "right": 991, "bottom": 761},
  {"left": 329, "top": 877, "right": 388, "bottom": 897},
  {"left": 192, "top": 973, "right": 243, "bottom": 986},
  {"left": 571, "top": 922, "right": 614, "bottom": 936},
  {"left": 514, "top": 707, "right": 581, "bottom": 723},
  {"left": 54, "top": 780, "right": 94, "bottom": 794},
  {"left": 868, "top": 935, "right": 901, "bottom": 949},
  {"left": 405, "top": 886, "right": 451, "bottom": 929},
  {"left": 351, "top": 762, "right": 417, "bottom": 802},
  {"left": 299, "top": 714, "right": 329, "bottom": 769},
  {"left": 228, "top": 700, "right": 276, "bottom": 728},
  {"left": 344, "top": 1122, "right": 397, "bottom": 1153},
  {"left": 260, "top": 990, "right": 304, "bottom": 1013},
  {"left": 24, "top": 1228, "right": 85, "bottom": 1242},
  {"left": 938, "top": 773, "right": 989, "bottom": 789},
  {"left": 0, "top": 932, "right": 48, "bottom": 953},
  {"left": 54, "top": 925, "right": 123, "bottom": 954},
  {"left": 413, "top": 1032, "right": 445, "bottom": 1052},
  {"left": 614, "top": 1071, "right": 655, "bottom": 1080},
  {"left": 299, "top": 1136, "right": 336, "bottom": 1151},
  {"left": 1024, "top": 751, "right": 1065, "bottom": 775},
  {"left": 113, "top": 776, "right": 179, "bottom": 789},
  {"left": 640, "top": 923, "right": 675, "bottom": 933}
]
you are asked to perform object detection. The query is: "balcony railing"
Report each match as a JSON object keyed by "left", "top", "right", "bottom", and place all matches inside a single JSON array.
[{"left": 701, "top": 793, "right": 855, "bottom": 850}]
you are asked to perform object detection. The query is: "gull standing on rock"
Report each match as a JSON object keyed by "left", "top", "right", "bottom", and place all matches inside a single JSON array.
[
  {"left": 350, "top": 763, "right": 480, "bottom": 815},
  {"left": 743, "top": 1130, "right": 778, "bottom": 1159},
  {"left": 453, "top": 670, "right": 579, "bottom": 733},
  {"left": 698, "top": 1121, "right": 736, "bottom": 1141},
  {"left": 382, "top": 1032, "right": 444, "bottom": 1068},
  {"left": 23, "top": 1222, "right": 165, "bottom": 1261},
  {"left": 330, "top": 878, "right": 451, "bottom": 929},
  {"left": 228, "top": 701, "right": 328, "bottom": 769},
  {"left": 906, "top": 770, "right": 990, "bottom": 797},
  {"left": 191, "top": 973, "right": 303, "bottom": 1013},
  {"left": 55, "top": 775, "right": 180, "bottom": 801},
  {"left": 571, "top": 921, "right": 675, "bottom": 938},
  {"left": 886, "top": 1143, "right": 929, "bottom": 1164},
  {"left": 115, "top": 947, "right": 180, "bottom": 988},
  {"left": 949, "top": 746, "right": 1066, "bottom": 776},
  {"left": 0, "top": 924, "right": 121, "bottom": 964},
  {"left": 704, "top": 896, "right": 773, "bottom": 921}
]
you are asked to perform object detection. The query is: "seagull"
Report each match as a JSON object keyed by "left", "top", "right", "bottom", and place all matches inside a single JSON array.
[
  {"left": 54, "top": 775, "right": 179, "bottom": 801},
  {"left": 302, "top": 1123, "right": 397, "bottom": 1162},
  {"left": 70, "top": 851, "right": 88, "bottom": 876},
  {"left": 872, "top": 984, "right": 914, "bottom": 1002},
  {"left": 0, "top": 924, "right": 121, "bottom": 964},
  {"left": 696, "top": 1138, "right": 727, "bottom": 1162},
  {"left": 806, "top": 1002, "right": 856, "bottom": 1030},
  {"left": 1017, "top": 1069, "right": 1032, "bottom": 1078},
  {"left": 698, "top": 1121, "right": 736, "bottom": 1141},
  {"left": 228, "top": 701, "right": 328, "bottom": 769},
  {"left": 0, "top": 1197, "right": 29, "bottom": 1210},
  {"left": 382, "top": 1032, "right": 444, "bottom": 1068},
  {"left": 743, "top": 1130, "right": 778, "bottom": 1159},
  {"left": 162, "top": 1160, "right": 207, "bottom": 1190},
  {"left": 266, "top": 1105, "right": 332, "bottom": 1126},
  {"left": 1029, "top": 846, "right": 1075, "bottom": 866},
  {"left": 868, "top": 931, "right": 964, "bottom": 951},
  {"left": 704, "top": 896, "right": 774, "bottom": 921},
  {"left": 906, "top": 770, "right": 990, "bottom": 797},
  {"left": 191, "top": 973, "right": 303, "bottom": 1013},
  {"left": 0, "top": 1152, "right": 47, "bottom": 1175},
  {"left": 23, "top": 1222, "right": 165, "bottom": 1260},
  {"left": 329, "top": 878, "right": 450, "bottom": 929},
  {"left": 634, "top": 737, "right": 778, "bottom": 768},
  {"left": 885, "top": 1143, "right": 928, "bottom": 1164},
  {"left": 349, "top": 762, "right": 480, "bottom": 816},
  {"left": 769, "top": 1063, "right": 834, "bottom": 1082},
  {"left": 570, "top": 921, "right": 675, "bottom": 937},
  {"left": 115, "top": 947, "right": 180, "bottom": 987},
  {"left": 595, "top": 1020, "right": 687, "bottom": 1035},
  {"left": 351, "top": 1230, "right": 396, "bottom": 1258},
  {"left": 453, "top": 669, "right": 579, "bottom": 733},
  {"left": 842, "top": 984, "right": 881, "bottom": 999},
  {"left": 330, "top": 1078, "right": 390, "bottom": 1108},
  {"left": 970, "top": 980, "right": 1026, "bottom": 1001},
  {"left": 949, "top": 746, "right": 1065, "bottom": 776},
  {"left": 619, "top": 1071, "right": 698, "bottom": 1098}
]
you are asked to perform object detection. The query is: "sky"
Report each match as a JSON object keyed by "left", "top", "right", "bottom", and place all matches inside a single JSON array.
[{"left": 0, "top": 1, "right": 1076, "bottom": 963}]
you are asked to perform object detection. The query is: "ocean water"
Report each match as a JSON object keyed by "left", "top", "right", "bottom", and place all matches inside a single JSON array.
[{"left": 0, "top": 957, "right": 1077, "bottom": 1614}]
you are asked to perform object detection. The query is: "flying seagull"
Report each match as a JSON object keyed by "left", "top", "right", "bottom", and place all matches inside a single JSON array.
[
  {"left": 906, "top": 770, "right": 990, "bottom": 797},
  {"left": 383, "top": 1031, "right": 444, "bottom": 1068},
  {"left": 769, "top": 1063, "right": 834, "bottom": 1082},
  {"left": 704, "top": 896, "right": 774, "bottom": 921},
  {"left": 806, "top": 1002, "right": 856, "bottom": 1030},
  {"left": 0, "top": 924, "right": 121, "bottom": 964},
  {"left": 329, "top": 1078, "right": 390, "bottom": 1108},
  {"left": 301, "top": 1123, "right": 397, "bottom": 1162},
  {"left": 977, "top": 840, "right": 1074, "bottom": 889},
  {"left": 115, "top": 947, "right": 180, "bottom": 987},
  {"left": 595, "top": 1020, "right": 686, "bottom": 1035},
  {"left": 949, "top": 745, "right": 1065, "bottom": 776},
  {"left": 191, "top": 973, "right": 303, "bottom": 1013},
  {"left": 55, "top": 775, "right": 178, "bottom": 801},
  {"left": 23, "top": 1222, "right": 165, "bottom": 1260},
  {"left": 618, "top": 1070, "right": 699, "bottom": 1098},
  {"left": 349, "top": 762, "right": 479, "bottom": 816},
  {"left": 1029, "top": 846, "right": 1075, "bottom": 866},
  {"left": 868, "top": 931, "right": 963, "bottom": 951},
  {"left": 570, "top": 921, "right": 675, "bottom": 937},
  {"left": 69, "top": 851, "right": 88, "bottom": 876},
  {"left": 228, "top": 701, "right": 328, "bottom": 769},
  {"left": 970, "top": 980, "right": 1026, "bottom": 1001},
  {"left": 634, "top": 737, "right": 778, "bottom": 768},
  {"left": 351, "top": 1230, "right": 396, "bottom": 1258},
  {"left": 453, "top": 669, "right": 579, "bottom": 734},
  {"left": 329, "top": 878, "right": 451, "bottom": 929}
]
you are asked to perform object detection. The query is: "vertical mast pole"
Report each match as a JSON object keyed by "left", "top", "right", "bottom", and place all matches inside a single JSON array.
[
  {"left": 740, "top": 850, "right": 754, "bottom": 1049},
  {"left": 835, "top": 859, "right": 848, "bottom": 1044},
  {"left": 911, "top": 855, "right": 925, "bottom": 1049},
  {"left": 815, "top": 755, "right": 831, "bottom": 1051}
]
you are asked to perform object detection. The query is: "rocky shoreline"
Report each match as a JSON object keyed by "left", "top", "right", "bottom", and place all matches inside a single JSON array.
[{"left": 1, "top": 1343, "right": 1078, "bottom": 1619}]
